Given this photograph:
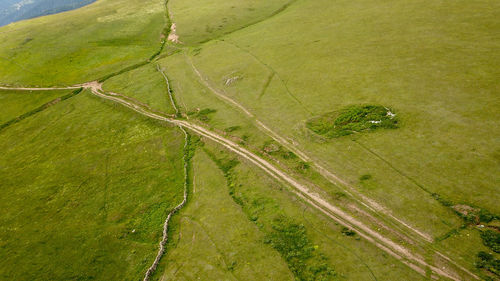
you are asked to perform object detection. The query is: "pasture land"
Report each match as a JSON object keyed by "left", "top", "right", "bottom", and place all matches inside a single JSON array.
[
  {"left": 0, "top": 0, "right": 166, "bottom": 86},
  {"left": 0, "top": 0, "right": 498, "bottom": 279},
  {"left": 0, "top": 92, "right": 185, "bottom": 280},
  {"left": 0, "top": 89, "right": 70, "bottom": 123}
]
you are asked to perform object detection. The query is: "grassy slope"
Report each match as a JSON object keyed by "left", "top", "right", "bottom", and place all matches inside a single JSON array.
[
  {"left": 197, "top": 144, "right": 425, "bottom": 281},
  {"left": 102, "top": 63, "right": 175, "bottom": 114},
  {"left": 0, "top": 92, "right": 185, "bottom": 280},
  {"left": 0, "top": 89, "right": 70, "bottom": 123},
  {"left": 169, "top": 0, "right": 293, "bottom": 45},
  {"left": 0, "top": 0, "right": 165, "bottom": 86},
  {"left": 174, "top": 0, "right": 499, "bottom": 233},
  {"left": 0, "top": 0, "right": 496, "bottom": 279},
  {"left": 157, "top": 53, "right": 273, "bottom": 146},
  {"left": 218, "top": 0, "right": 500, "bottom": 212},
  {"left": 157, "top": 150, "right": 294, "bottom": 280}
]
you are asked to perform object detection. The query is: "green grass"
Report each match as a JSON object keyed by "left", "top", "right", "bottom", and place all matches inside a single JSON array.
[
  {"left": 169, "top": 0, "right": 293, "bottom": 45},
  {"left": 0, "top": 0, "right": 498, "bottom": 279},
  {"left": 306, "top": 105, "right": 398, "bottom": 138},
  {"left": 156, "top": 149, "right": 294, "bottom": 280},
  {"left": 171, "top": 0, "right": 497, "bottom": 244},
  {"left": 0, "top": 91, "right": 185, "bottom": 280},
  {"left": 102, "top": 64, "right": 175, "bottom": 114},
  {"left": 0, "top": 0, "right": 166, "bottom": 86},
  {"left": 200, "top": 143, "right": 425, "bottom": 280},
  {"left": 0, "top": 89, "right": 71, "bottom": 123}
]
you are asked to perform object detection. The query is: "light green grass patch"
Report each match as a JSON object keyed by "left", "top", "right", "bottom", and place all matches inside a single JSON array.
[
  {"left": 0, "top": 0, "right": 166, "bottom": 86},
  {"left": 0, "top": 89, "right": 70, "bottom": 123},
  {"left": 0, "top": 91, "right": 185, "bottom": 280},
  {"left": 102, "top": 64, "right": 174, "bottom": 114},
  {"left": 157, "top": 149, "right": 293, "bottom": 280},
  {"left": 169, "top": 0, "right": 293, "bottom": 45}
]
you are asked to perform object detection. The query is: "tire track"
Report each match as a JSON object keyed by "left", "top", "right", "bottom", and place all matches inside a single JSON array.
[
  {"left": 85, "top": 84, "right": 466, "bottom": 281},
  {"left": 186, "top": 56, "right": 436, "bottom": 244}
]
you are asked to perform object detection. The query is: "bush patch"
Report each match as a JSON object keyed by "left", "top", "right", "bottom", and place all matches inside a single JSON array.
[{"left": 306, "top": 105, "right": 398, "bottom": 138}]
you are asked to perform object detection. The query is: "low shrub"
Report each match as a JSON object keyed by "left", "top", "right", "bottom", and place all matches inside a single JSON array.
[
  {"left": 341, "top": 227, "right": 356, "bottom": 236},
  {"left": 481, "top": 230, "right": 500, "bottom": 253},
  {"left": 359, "top": 174, "right": 372, "bottom": 181},
  {"left": 476, "top": 251, "right": 500, "bottom": 276},
  {"left": 306, "top": 105, "right": 398, "bottom": 138},
  {"left": 265, "top": 216, "right": 336, "bottom": 280}
]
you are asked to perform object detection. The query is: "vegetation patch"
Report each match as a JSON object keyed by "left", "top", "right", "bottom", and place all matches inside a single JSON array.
[
  {"left": 204, "top": 148, "right": 336, "bottom": 281},
  {"left": 476, "top": 251, "right": 500, "bottom": 277},
  {"left": 224, "top": 125, "right": 241, "bottom": 133},
  {"left": 480, "top": 230, "right": 500, "bottom": 253},
  {"left": 264, "top": 216, "right": 337, "bottom": 281},
  {"left": 187, "top": 108, "right": 217, "bottom": 121},
  {"left": 359, "top": 174, "right": 372, "bottom": 181},
  {"left": 262, "top": 141, "right": 298, "bottom": 160},
  {"left": 341, "top": 227, "right": 356, "bottom": 237},
  {"left": 306, "top": 105, "right": 398, "bottom": 138}
]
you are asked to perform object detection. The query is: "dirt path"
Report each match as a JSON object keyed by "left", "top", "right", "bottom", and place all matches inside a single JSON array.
[
  {"left": 84, "top": 85, "right": 468, "bottom": 281},
  {"left": 187, "top": 57, "right": 436, "bottom": 244},
  {"left": 184, "top": 62, "right": 484, "bottom": 279},
  {"left": 1, "top": 79, "right": 476, "bottom": 280}
]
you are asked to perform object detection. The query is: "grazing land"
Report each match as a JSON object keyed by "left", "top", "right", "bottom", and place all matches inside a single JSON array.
[{"left": 0, "top": 0, "right": 498, "bottom": 280}]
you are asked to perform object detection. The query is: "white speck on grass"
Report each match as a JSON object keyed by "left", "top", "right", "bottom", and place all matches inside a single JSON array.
[{"left": 386, "top": 108, "right": 396, "bottom": 118}]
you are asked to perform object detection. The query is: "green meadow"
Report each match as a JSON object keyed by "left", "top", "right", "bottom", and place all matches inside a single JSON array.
[
  {"left": 0, "top": 0, "right": 498, "bottom": 280},
  {"left": 0, "top": 0, "right": 166, "bottom": 86},
  {"left": 0, "top": 89, "right": 70, "bottom": 123},
  {"left": 0, "top": 92, "right": 185, "bottom": 280}
]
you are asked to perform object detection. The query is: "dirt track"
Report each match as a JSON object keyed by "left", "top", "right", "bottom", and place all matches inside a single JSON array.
[
  {"left": 84, "top": 83, "right": 470, "bottom": 281},
  {"left": 1, "top": 80, "right": 479, "bottom": 280}
]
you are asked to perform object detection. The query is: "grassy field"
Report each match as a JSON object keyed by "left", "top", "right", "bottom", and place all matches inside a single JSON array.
[
  {"left": 156, "top": 149, "right": 294, "bottom": 280},
  {"left": 172, "top": 0, "right": 499, "bottom": 231},
  {"left": 0, "top": 89, "right": 71, "bottom": 123},
  {"left": 0, "top": 0, "right": 498, "bottom": 279},
  {"left": 102, "top": 64, "right": 175, "bottom": 115},
  {"left": 169, "top": 0, "right": 293, "bottom": 45},
  {"left": 0, "top": 92, "right": 185, "bottom": 280},
  {"left": 0, "top": 0, "right": 166, "bottom": 86},
  {"left": 187, "top": 143, "right": 426, "bottom": 280}
]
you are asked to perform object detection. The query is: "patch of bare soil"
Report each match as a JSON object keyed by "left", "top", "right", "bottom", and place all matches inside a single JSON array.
[{"left": 168, "top": 23, "right": 180, "bottom": 43}]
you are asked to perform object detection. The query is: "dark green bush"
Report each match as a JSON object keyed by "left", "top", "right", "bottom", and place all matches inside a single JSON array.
[
  {"left": 265, "top": 216, "right": 336, "bottom": 280},
  {"left": 476, "top": 251, "right": 500, "bottom": 276},
  {"left": 306, "top": 105, "right": 398, "bottom": 138},
  {"left": 341, "top": 227, "right": 356, "bottom": 236},
  {"left": 359, "top": 174, "right": 372, "bottom": 181},
  {"left": 481, "top": 230, "right": 500, "bottom": 253}
]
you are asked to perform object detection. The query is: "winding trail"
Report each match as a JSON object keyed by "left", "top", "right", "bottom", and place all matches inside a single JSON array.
[
  {"left": 82, "top": 83, "right": 468, "bottom": 281},
  {"left": 1, "top": 81, "right": 479, "bottom": 280},
  {"left": 186, "top": 56, "right": 435, "bottom": 244}
]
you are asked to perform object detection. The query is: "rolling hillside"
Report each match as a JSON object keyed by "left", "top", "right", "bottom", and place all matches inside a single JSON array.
[{"left": 0, "top": 0, "right": 498, "bottom": 280}]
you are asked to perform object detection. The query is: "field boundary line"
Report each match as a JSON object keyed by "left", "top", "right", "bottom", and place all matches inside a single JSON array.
[
  {"left": 186, "top": 55, "right": 435, "bottom": 244},
  {"left": 87, "top": 86, "right": 466, "bottom": 280},
  {"left": 0, "top": 88, "right": 83, "bottom": 132}
]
